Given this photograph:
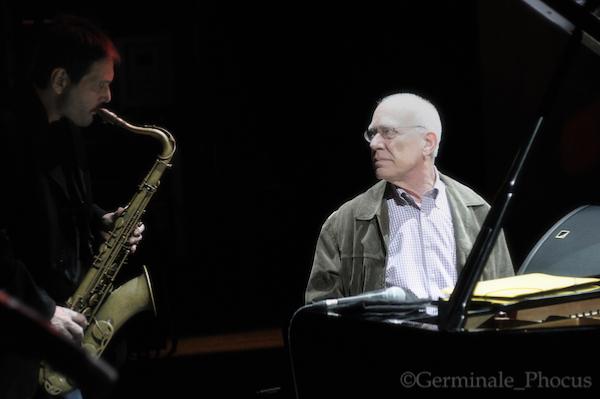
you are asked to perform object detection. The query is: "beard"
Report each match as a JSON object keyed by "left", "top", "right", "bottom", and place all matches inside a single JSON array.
[{"left": 58, "top": 89, "right": 94, "bottom": 127}]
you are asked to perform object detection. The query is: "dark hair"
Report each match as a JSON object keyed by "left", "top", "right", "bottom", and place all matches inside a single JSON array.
[{"left": 30, "top": 15, "right": 120, "bottom": 88}]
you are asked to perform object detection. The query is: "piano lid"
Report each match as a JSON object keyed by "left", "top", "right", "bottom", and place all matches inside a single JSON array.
[{"left": 439, "top": 0, "right": 600, "bottom": 332}]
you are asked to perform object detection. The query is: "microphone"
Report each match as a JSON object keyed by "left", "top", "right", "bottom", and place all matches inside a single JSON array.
[{"left": 308, "top": 286, "right": 422, "bottom": 312}]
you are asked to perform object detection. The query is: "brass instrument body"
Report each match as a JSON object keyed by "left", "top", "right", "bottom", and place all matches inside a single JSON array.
[{"left": 40, "top": 109, "right": 175, "bottom": 395}]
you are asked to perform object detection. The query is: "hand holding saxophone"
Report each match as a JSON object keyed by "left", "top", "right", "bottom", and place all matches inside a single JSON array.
[
  {"left": 50, "top": 306, "right": 88, "bottom": 343},
  {"left": 100, "top": 206, "right": 146, "bottom": 253}
]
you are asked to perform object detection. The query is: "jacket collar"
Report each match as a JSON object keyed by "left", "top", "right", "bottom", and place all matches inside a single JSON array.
[
  {"left": 355, "top": 172, "right": 484, "bottom": 218},
  {"left": 40, "top": 120, "right": 87, "bottom": 204},
  {"left": 441, "top": 174, "right": 485, "bottom": 207},
  {"left": 355, "top": 180, "right": 387, "bottom": 220}
]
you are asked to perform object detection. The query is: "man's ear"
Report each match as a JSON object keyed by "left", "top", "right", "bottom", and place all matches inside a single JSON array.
[
  {"left": 50, "top": 68, "right": 70, "bottom": 95},
  {"left": 423, "top": 132, "right": 438, "bottom": 157}
]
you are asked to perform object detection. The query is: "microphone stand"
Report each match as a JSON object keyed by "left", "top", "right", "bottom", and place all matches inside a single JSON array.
[{"left": 439, "top": 0, "right": 600, "bottom": 332}]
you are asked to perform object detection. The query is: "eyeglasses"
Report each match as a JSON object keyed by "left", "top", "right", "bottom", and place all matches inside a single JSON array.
[{"left": 363, "top": 125, "right": 427, "bottom": 143}]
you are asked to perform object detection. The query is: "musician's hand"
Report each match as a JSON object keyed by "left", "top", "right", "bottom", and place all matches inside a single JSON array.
[
  {"left": 128, "top": 222, "right": 145, "bottom": 253},
  {"left": 51, "top": 306, "right": 88, "bottom": 343},
  {"left": 101, "top": 207, "right": 145, "bottom": 253}
]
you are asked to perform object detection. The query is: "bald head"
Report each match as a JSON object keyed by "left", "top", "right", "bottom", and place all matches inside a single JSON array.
[{"left": 373, "top": 93, "right": 442, "bottom": 157}]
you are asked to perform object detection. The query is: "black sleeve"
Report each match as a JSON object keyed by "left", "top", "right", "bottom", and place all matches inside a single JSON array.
[
  {"left": 0, "top": 229, "right": 56, "bottom": 320},
  {"left": 0, "top": 109, "right": 55, "bottom": 320},
  {"left": 91, "top": 203, "right": 107, "bottom": 223}
]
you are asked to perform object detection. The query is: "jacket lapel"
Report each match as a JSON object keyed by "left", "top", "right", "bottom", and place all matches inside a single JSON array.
[
  {"left": 45, "top": 125, "right": 88, "bottom": 204},
  {"left": 355, "top": 180, "right": 389, "bottom": 255},
  {"left": 46, "top": 164, "right": 71, "bottom": 201},
  {"left": 440, "top": 173, "right": 485, "bottom": 275}
]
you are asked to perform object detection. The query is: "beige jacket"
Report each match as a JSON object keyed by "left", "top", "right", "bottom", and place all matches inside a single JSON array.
[{"left": 305, "top": 173, "right": 514, "bottom": 303}]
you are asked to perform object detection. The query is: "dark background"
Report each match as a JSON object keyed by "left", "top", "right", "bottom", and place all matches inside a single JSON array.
[{"left": 2, "top": 0, "right": 600, "bottom": 397}]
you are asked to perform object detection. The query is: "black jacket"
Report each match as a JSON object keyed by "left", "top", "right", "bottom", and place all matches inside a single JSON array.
[
  {"left": 0, "top": 87, "right": 105, "bottom": 399},
  {"left": 1, "top": 87, "right": 104, "bottom": 314}
]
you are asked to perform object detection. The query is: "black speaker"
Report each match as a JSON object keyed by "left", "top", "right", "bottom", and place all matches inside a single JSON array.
[{"left": 518, "top": 205, "right": 600, "bottom": 277}]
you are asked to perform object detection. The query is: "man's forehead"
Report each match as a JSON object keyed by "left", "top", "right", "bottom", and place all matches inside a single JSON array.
[
  {"left": 372, "top": 103, "right": 417, "bottom": 127},
  {"left": 83, "top": 58, "right": 114, "bottom": 80}
]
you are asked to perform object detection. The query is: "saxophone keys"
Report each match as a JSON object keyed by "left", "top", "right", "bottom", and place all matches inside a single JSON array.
[
  {"left": 91, "top": 319, "right": 114, "bottom": 348},
  {"left": 82, "top": 342, "right": 100, "bottom": 357},
  {"left": 90, "top": 293, "right": 101, "bottom": 305}
]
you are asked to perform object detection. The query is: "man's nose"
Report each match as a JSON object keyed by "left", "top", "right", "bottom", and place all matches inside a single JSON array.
[
  {"left": 369, "top": 133, "right": 384, "bottom": 150},
  {"left": 102, "top": 86, "right": 112, "bottom": 103}
]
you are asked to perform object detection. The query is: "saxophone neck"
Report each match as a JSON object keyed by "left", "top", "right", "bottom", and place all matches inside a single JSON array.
[{"left": 96, "top": 108, "right": 176, "bottom": 161}]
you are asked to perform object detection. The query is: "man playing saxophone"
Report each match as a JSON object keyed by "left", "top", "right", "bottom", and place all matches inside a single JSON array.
[{"left": 0, "top": 15, "right": 144, "bottom": 399}]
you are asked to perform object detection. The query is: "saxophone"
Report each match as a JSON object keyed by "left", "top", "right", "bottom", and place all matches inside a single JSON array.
[{"left": 39, "top": 108, "right": 176, "bottom": 395}]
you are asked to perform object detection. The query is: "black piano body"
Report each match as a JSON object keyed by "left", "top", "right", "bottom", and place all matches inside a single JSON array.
[{"left": 289, "top": 303, "right": 600, "bottom": 396}]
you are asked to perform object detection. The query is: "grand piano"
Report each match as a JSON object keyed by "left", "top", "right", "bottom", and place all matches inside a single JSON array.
[{"left": 288, "top": 0, "right": 600, "bottom": 395}]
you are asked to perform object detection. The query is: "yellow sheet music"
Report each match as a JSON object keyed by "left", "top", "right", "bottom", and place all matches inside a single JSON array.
[{"left": 471, "top": 273, "right": 600, "bottom": 299}]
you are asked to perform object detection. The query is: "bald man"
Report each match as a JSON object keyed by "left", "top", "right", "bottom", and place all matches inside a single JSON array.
[{"left": 305, "top": 93, "right": 513, "bottom": 304}]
